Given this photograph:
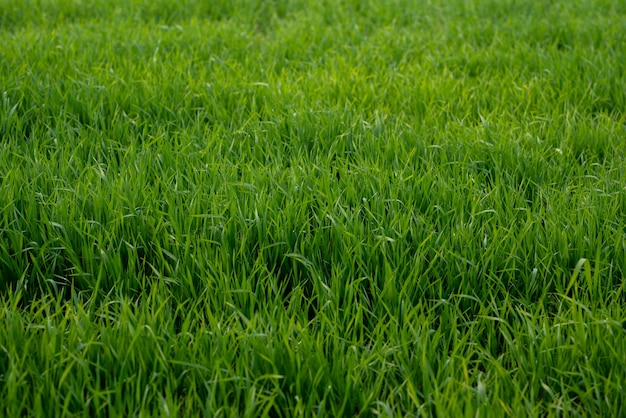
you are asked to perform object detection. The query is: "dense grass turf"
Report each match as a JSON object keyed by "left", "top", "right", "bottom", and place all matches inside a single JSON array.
[{"left": 1, "top": 0, "right": 626, "bottom": 416}]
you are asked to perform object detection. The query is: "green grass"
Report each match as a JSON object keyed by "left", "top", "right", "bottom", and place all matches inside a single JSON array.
[{"left": 1, "top": 0, "right": 626, "bottom": 416}]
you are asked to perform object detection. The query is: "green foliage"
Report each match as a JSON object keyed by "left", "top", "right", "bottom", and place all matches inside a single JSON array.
[{"left": 1, "top": 0, "right": 625, "bottom": 416}]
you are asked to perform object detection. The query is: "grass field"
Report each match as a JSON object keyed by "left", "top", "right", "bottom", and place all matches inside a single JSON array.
[{"left": 1, "top": 0, "right": 626, "bottom": 416}]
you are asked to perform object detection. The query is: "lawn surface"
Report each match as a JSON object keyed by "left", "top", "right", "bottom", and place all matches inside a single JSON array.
[{"left": 1, "top": 0, "right": 625, "bottom": 416}]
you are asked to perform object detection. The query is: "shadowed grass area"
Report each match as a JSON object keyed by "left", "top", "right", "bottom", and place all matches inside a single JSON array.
[{"left": 1, "top": 0, "right": 625, "bottom": 416}]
